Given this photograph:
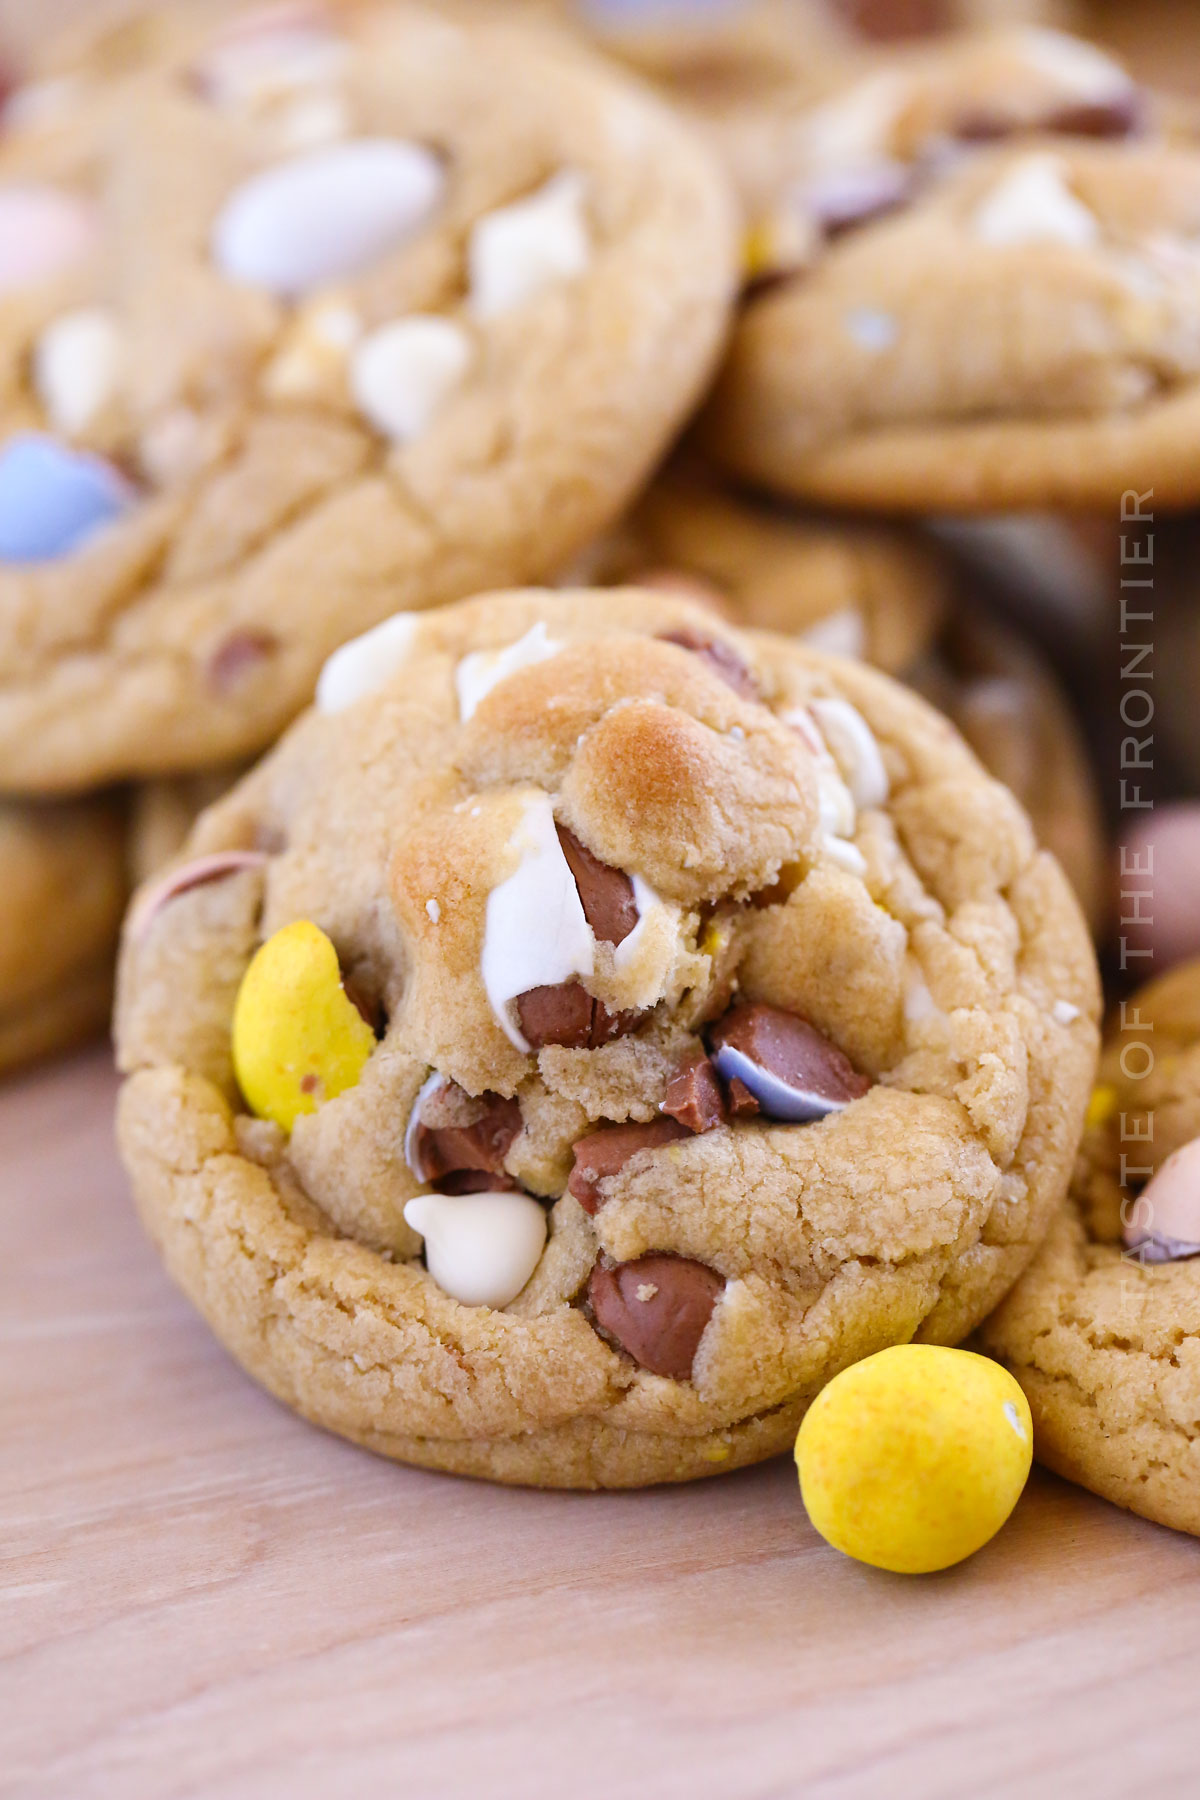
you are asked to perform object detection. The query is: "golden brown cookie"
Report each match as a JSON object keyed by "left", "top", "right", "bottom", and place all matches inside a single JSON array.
[
  {"left": 568, "top": 461, "right": 948, "bottom": 674},
  {"left": 0, "top": 0, "right": 736, "bottom": 793},
  {"left": 115, "top": 586, "right": 1099, "bottom": 1488},
  {"left": 981, "top": 960, "right": 1200, "bottom": 1538},
  {"left": 0, "top": 796, "right": 126, "bottom": 1074}
]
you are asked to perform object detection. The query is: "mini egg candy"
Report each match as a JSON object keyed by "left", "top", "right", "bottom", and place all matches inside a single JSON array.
[
  {"left": 0, "top": 184, "right": 96, "bottom": 295},
  {"left": 0, "top": 433, "right": 132, "bottom": 564},
  {"left": 795, "top": 1344, "right": 1033, "bottom": 1574},
  {"left": 232, "top": 919, "right": 376, "bottom": 1133}
]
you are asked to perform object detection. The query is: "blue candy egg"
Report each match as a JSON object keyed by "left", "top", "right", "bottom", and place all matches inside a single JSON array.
[{"left": 0, "top": 432, "right": 132, "bottom": 564}]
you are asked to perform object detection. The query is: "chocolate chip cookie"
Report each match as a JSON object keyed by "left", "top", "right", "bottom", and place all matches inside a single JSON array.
[
  {"left": 0, "top": 796, "right": 126, "bottom": 1074},
  {"left": 0, "top": 0, "right": 736, "bottom": 792},
  {"left": 981, "top": 960, "right": 1200, "bottom": 1537},
  {"left": 115, "top": 585, "right": 1098, "bottom": 1487},
  {"left": 702, "top": 42, "right": 1200, "bottom": 508}
]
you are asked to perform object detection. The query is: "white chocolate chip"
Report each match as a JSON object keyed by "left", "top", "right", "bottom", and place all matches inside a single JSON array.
[
  {"left": 481, "top": 789, "right": 594, "bottom": 1052},
  {"left": 315, "top": 610, "right": 419, "bottom": 713},
  {"left": 972, "top": 154, "right": 1099, "bottom": 250},
  {"left": 800, "top": 607, "right": 867, "bottom": 660},
  {"left": 403, "top": 1190, "right": 547, "bottom": 1308},
  {"left": 1052, "top": 999, "right": 1081, "bottom": 1026},
  {"left": 1017, "top": 26, "right": 1133, "bottom": 103},
  {"left": 468, "top": 170, "right": 590, "bottom": 321},
  {"left": 456, "top": 621, "right": 561, "bottom": 721},
  {"left": 33, "top": 307, "right": 123, "bottom": 437},
  {"left": 262, "top": 296, "right": 361, "bottom": 400},
  {"left": 213, "top": 138, "right": 444, "bottom": 298},
  {"left": 810, "top": 697, "right": 889, "bottom": 810},
  {"left": 904, "top": 961, "right": 942, "bottom": 1025},
  {"left": 822, "top": 836, "right": 868, "bottom": 877},
  {"left": 350, "top": 315, "right": 472, "bottom": 444},
  {"left": 425, "top": 898, "right": 441, "bottom": 924},
  {"left": 273, "top": 89, "right": 351, "bottom": 153}
]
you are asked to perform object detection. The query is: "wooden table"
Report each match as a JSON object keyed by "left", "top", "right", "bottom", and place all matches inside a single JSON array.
[{"left": 4, "top": 1045, "right": 1200, "bottom": 1800}]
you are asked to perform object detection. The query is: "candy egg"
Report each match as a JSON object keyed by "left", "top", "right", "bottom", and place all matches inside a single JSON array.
[
  {"left": 212, "top": 138, "right": 444, "bottom": 298},
  {"left": 0, "top": 433, "right": 132, "bottom": 564},
  {"left": 0, "top": 184, "right": 96, "bottom": 295},
  {"left": 795, "top": 1345, "right": 1033, "bottom": 1574},
  {"left": 232, "top": 919, "right": 376, "bottom": 1132},
  {"left": 403, "top": 1190, "right": 547, "bottom": 1309},
  {"left": 1122, "top": 1135, "right": 1200, "bottom": 1263}
]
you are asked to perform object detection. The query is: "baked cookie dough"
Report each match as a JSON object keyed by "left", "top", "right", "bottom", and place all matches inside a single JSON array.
[
  {"left": 569, "top": 461, "right": 948, "bottom": 674},
  {"left": 980, "top": 960, "right": 1200, "bottom": 1538},
  {"left": 115, "top": 586, "right": 1099, "bottom": 1488},
  {"left": 701, "top": 40, "right": 1200, "bottom": 508},
  {"left": 916, "top": 609, "right": 1106, "bottom": 933},
  {"left": 0, "top": 0, "right": 736, "bottom": 793},
  {"left": 0, "top": 796, "right": 126, "bottom": 1074}
]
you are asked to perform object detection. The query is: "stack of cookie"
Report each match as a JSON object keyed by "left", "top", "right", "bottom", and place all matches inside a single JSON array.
[{"left": 2, "top": 0, "right": 1197, "bottom": 1530}]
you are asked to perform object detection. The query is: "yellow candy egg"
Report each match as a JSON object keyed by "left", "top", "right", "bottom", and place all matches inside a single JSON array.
[
  {"left": 794, "top": 1345, "right": 1032, "bottom": 1574},
  {"left": 232, "top": 919, "right": 376, "bottom": 1133}
]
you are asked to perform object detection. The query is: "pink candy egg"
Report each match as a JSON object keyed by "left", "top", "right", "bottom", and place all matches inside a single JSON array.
[
  {"left": 0, "top": 185, "right": 96, "bottom": 295},
  {"left": 1118, "top": 804, "right": 1200, "bottom": 973}
]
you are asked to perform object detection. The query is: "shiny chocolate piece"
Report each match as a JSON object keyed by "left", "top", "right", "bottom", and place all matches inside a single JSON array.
[
  {"left": 589, "top": 1254, "right": 724, "bottom": 1381},
  {"left": 657, "top": 628, "right": 760, "bottom": 701},
  {"left": 708, "top": 1002, "right": 871, "bottom": 1122},
  {"left": 406, "top": 1076, "right": 521, "bottom": 1187},
  {"left": 568, "top": 1117, "right": 690, "bottom": 1215},
  {"left": 662, "top": 1049, "right": 726, "bottom": 1134},
  {"left": 515, "top": 981, "right": 638, "bottom": 1051},
  {"left": 208, "top": 628, "right": 279, "bottom": 693},
  {"left": 556, "top": 826, "right": 637, "bottom": 946}
]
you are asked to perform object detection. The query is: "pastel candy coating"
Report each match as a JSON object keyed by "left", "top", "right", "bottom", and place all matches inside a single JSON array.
[
  {"left": 0, "top": 433, "right": 131, "bottom": 564},
  {"left": 795, "top": 1345, "right": 1033, "bottom": 1573},
  {"left": 0, "top": 185, "right": 96, "bottom": 295},
  {"left": 211, "top": 138, "right": 444, "bottom": 298},
  {"left": 232, "top": 919, "right": 376, "bottom": 1133}
]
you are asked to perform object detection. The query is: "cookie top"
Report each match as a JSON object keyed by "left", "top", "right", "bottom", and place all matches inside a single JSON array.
[
  {"left": 568, "top": 461, "right": 948, "bottom": 673},
  {"left": 0, "top": 1, "right": 736, "bottom": 792},
  {"left": 0, "top": 796, "right": 127, "bottom": 1073},
  {"left": 980, "top": 961, "right": 1200, "bottom": 1537},
  {"left": 707, "top": 134, "right": 1200, "bottom": 509},
  {"left": 916, "top": 609, "right": 1105, "bottom": 933},
  {"left": 115, "top": 585, "right": 1098, "bottom": 1488}
]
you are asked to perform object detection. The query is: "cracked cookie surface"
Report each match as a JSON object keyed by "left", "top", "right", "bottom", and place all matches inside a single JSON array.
[
  {"left": 980, "top": 960, "right": 1200, "bottom": 1537},
  {"left": 115, "top": 586, "right": 1099, "bottom": 1487},
  {"left": 0, "top": 0, "right": 735, "bottom": 792}
]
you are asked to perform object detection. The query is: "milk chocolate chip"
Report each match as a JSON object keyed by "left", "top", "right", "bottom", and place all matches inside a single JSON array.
[
  {"left": 556, "top": 826, "right": 637, "bottom": 946},
  {"left": 662, "top": 1049, "right": 726, "bottom": 1133},
  {"left": 515, "top": 982, "right": 638, "bottom": 1051},
  {"left": 208, "top": 629, "right": 279, "bottom": 693},
  {"left": 833, "top": 0, "right": 951, "bottom": 40},
  {"left": 1047, "top": 94, "right": 1145, "bottom": 139},
  {"left": 568, "top": 1117, "right": 690, "bottom": 1215},
  {"left": 657, "top": 628, "right": 760, "bottom": 701},
  {"left": 709, "top": 1002, "right": 871, "bottom": 1122},
  {"left": 589, "top": 1254, "right": 724, "bottom": 1381},
  {"left": 407, "top": 1077, "right": 521, "bottom": 1188}
]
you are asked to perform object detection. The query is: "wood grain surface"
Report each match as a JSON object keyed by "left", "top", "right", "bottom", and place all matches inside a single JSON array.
[{"left": 4, "top": 1045, "right": 1200, "bottom": 1800}]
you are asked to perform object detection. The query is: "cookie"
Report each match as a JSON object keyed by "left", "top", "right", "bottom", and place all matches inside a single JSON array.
[
  {"left": 0, "top": 0, "right": 736, "bottom": 792},
  {"left": 980, "top": 960, "right": 1200, "bottom": 1538},
  {"left": 701, "top": 43, "right": 1200, "bottom": 508},
  {"left": 915, "top": 609, "right": 1106, "bottom": 933},
  {"left": 568, "top": 461, "right": 948, "bottom": 674},
  {"left": 115, "top": 585, "right": 1099, "bottom": 1488},
  {"left": 0, "top": 796, "right": 127, "bottom": 1074}
]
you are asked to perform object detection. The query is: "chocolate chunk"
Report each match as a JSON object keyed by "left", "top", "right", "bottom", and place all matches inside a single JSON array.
[
  {"left": 657, "top": 628, "right": 760, "bottom": 701},
  {"left": 208, "top": 629, "right": 279, "bottom": 693},
  {"left": 588, "top": 1254, "right": 724, "bottom": 1381},
  {"left": 407, "top": 1078, "right": 521, "bottom": 1185},
  {"left": 727, "top": 1076, "right": 761, "bottom": 1119},
  {"left": 662, "top": 1050, "right": 726, "bottom": 1133},
  {"left": 1047, "top": 93, "right": 1145, "bottom": 139},
  {"left": 556, "top": 826, "right": 637, "bottom": 946},
  {"left": 568, "top": 1117, "right": 691, "bottom": 1215},
  {"left": 434, "top": 1169, "right": 520, "bottom": 1195},
  {"left": 516, "top": 981, "right": 639, "bottom": 1051},
  {"left": 708, "top": 1002, "right": 871, "bottom": 1122}
]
